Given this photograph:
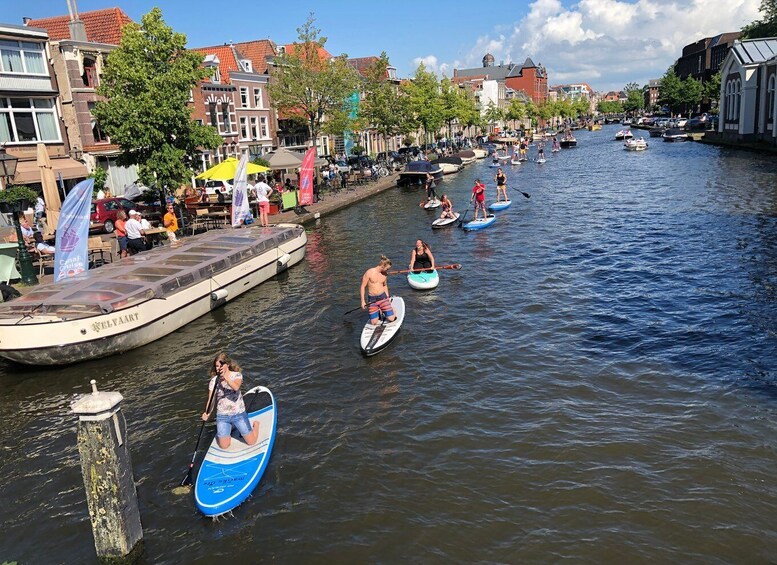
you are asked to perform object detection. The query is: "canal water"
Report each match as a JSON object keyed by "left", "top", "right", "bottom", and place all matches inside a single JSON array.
[{"left": 1, "top": 127, "right": 776, "bottom": 563}]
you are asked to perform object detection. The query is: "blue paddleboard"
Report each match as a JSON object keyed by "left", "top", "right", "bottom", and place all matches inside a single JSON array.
[
  {"left": 488, "top": 200, "right": 512, "bottom": 211},
  {"left": 463, "top": 215, "right": 496, "bottom": 231},
  {"left": 194, "top": 386, "right": 276, "bottom": 517}
]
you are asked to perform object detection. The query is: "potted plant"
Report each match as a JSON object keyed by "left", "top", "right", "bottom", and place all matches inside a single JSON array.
[{"left": 0, "top": 184, "right": 37, "bottom": 214}]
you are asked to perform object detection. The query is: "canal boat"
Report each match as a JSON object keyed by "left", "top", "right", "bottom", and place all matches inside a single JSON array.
[
  {"left": 662, "top": 128, "right": 688, "bottom": 142},
  {"left": 432, "top": 213, "right": 460, "bottom": 228},
  {"left": 615, "top": 129, "right": 633, "bottom": 140},
  {"left": 397, "top": 161, "right": 443, "bottom": 186},
  {"left": 624, "top": 138, "right": 649, "bottom": 151},
  {"left": 0, "top": 224, "right": 307, "bottom": 366},
  {"left": 407, "top": 269, "right": 439, "bottom": 290},
  {"left": 472, "top": 149, "right": 488, "bottom": 159},
  {"left": 649, "top": 127, "right": 665, "bottom": 137},
  {"left": 463, "top": 215, "right": 496, "bottom": 231},
  {"left": 194, "top": 386, "right": 276, "bottom": 518},
  {"left": 452, "top": 150, "right": 476, "bottom": 165},
  {"left": 360, "top": 296, "right": 405, "bottom": 356},
  {"left": 560, "top": 135, "right": 577, "bottom": 148},
  {"left": 436, "top": 156, "right": 463, "bottom": 174},
  {"left": 489, "top": 200, "right": 512, "bottom": 211}
]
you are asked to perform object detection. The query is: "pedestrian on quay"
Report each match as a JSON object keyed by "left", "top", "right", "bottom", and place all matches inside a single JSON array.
[
  {"left": 201, "top": 352, "right": 260, "bottom": 449},
  {"left": 255, "top": 175, "right": 274, "bottom": 228},
  {"left": 115, "top": 210, "right": 128, "bottom": 258},
  {"left": 125, "top": 210, "right": 146, "bottom": 255},
  {"left": 163, "top": 203, "right": 178, "bottom": 243}
]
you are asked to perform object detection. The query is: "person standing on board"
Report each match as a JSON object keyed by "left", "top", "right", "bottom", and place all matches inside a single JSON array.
[
  {"left": 471, "top": 179, "right": 487, "bottom": 220},
  {"left": 537, "top": 141, "right": 546, "bottom": 160},
  {"left": 254, "top": 175, "right": 274, "bottom": 228},
  {"left": 201, "top": 352, "right": 259, "bottom": 449},
  {"left": 425, "top": 172, "right": 437, "bottom": 202},
  {"left": 360, "top": 256, "right": 397, "bottom": 326},
  {"left": 494, "top": 168, "right": 508, "bottom": 202},
  {"left": 409, "top": 240, "right": 435, "bottom": 273}
]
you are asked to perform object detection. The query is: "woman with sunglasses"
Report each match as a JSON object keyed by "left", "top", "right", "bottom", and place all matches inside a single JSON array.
[{"left": 201, "top": 352, "right": 259, "bottom": 449}]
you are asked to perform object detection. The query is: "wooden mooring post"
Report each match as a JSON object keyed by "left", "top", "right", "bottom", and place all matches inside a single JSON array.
[{"left": 71, "top": 380, "right": 143, "bottom": 563}]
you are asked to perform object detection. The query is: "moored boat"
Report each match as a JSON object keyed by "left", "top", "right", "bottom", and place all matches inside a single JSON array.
[
  {"left": 472, "top": 148, "right": 488, "bottom": 159},
  {"left": 662, "top": 128, "right": 688, "bottom": 142},
  {"left": 0, "top": 225, "right": 307, "bottom": 366},
  {"left": 615, "top": 129, "right": 633, "bottom": 140},
  {"left": 398, "top": 160, "right": 443, "bottom": 186},
  {"left": 452, "top": 150, "right": 477, "bottom": 165},
  {"left": 436, "top": 156, "right": 463, "bottom": 174},
  {"left": 649, "top": 127, "right": 665, "bottom": 137}
]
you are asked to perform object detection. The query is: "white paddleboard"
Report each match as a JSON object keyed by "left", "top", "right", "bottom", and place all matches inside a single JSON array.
[
  {"left": 424, "top": 199, "right": 441, "bottom": 209},
  {"left": 432, "top": 213, "right": 460, "bottom": 228},
  {"left": 360, "top": 296, "right": 405, "bottom": 356}
]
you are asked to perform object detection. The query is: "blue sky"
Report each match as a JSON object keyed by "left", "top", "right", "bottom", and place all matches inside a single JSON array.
[{"left": 3, "top": 0, "right": 762, "bottom": 91}]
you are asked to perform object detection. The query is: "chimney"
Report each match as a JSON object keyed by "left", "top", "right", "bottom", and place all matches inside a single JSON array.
[
  {"left": 22, "top": 17, "right": 32, "bottom": 25},
  {"left": 67, "top": 0, "right": 87, "bottom": 42}
]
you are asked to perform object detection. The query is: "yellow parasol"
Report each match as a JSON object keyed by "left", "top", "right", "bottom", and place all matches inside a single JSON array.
[
  {"left": 37, "top": 143, "right": 61, "bottom": 236},
  {"left": 195, "top": 157, "right": 269, "bottom": 181}
]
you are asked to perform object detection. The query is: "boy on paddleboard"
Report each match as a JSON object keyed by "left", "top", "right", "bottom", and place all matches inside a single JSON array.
[
  {"left": 360, "top": 256, "right": 397, "bottom": 325},
  {"left": 471, "top": 179, "right": 487, "bottom": 220}
]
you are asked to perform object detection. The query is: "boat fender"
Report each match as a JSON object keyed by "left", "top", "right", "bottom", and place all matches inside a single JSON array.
[
  {"left": 277, "top": 253, "right": 291, "bottom": 267},
  {"left": 210, "top": 288, "right": 229, "bottom": 301}
]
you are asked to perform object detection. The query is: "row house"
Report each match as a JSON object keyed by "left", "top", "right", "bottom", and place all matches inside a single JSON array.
[
  {"left": 643, "top": 79, "right": 661, "bottom": 110},
  {"left": 717, "top": 38, "right": 777, "bottom": 148},
  {"left": 552, "top": 83, "right": 597, "bottom": 113},
  {"left": 453, "top": 54, "right": 548, "bottom": 105},
  {"left": 0, "top": 22, "right": 86, "bottom": 193},
  {"left": 27, "top": 7, "right": 138, "bottom": 195}
]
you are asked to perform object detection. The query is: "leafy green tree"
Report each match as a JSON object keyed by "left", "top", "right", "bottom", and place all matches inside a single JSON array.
[
  {"left": 402, "top": 63, "right": 444, "bottom": 144},
  {"left": 622, "top": 82, "right": 643, "bottom": 114},
  {"left": 269, "top": 14, "right": 360, "bottom": 145},
  {"left": 506, "top": 98, "right": 526, "bottom": 129},
  {"left": 88, "top": 167, "right": 107, "bottom": 196},
  {"left": 483, "top": 101, "right": 505, "bottom": 132},
  {"left": 680, "top": 76, "right": 703, "bottom": 114},
  {"left": 742, "top": 0, "right": 777, "bottom": 38},
  {"left": 93, "top": 8, "right": 222, "bottom": 190},
  {"left": 658, "top": 67, "right": 683, "bottom": 113},
  {"left": 439, "top": 78, "right": 472, "bottom": 139},
  {"left": 572, "top": 97, "right": 591, "bottom": 117},
  {"left": 703, "top": 71, "right": 722, "bottom": 108},
  {"left": 360, "top": 52, "right": 413, "bottom": 145}
]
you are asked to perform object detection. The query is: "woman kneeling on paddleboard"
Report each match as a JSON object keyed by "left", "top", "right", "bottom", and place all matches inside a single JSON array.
[
  {"left": 409, "top": 240, "right": 435, "bottom": 273},
  {"left": 201, "top": 353, "right": 259, "bottom": 449},
  {"left": 440, "top": 195, "right": 455, "bottom": 219}
]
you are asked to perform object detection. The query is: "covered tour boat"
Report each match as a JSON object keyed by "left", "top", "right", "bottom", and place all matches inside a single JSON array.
[
  {"left": 0, "top": 224, "right": 307, "bottom": 366},
  {"left": 397, "top": 160, "right": 443, "bottom": 186}
]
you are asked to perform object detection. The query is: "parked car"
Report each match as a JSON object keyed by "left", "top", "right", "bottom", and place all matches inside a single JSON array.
[
  {"left": 332, "top": 160, "right": 351, "bottom": 173},
  {"left": 397, "top": 146, "right": 420, "bottom": 158},
  {"left": 90, "top": 197, "right": 137, "bottom": 233},
  {"left": 202, "top": 179, "right": 232, "bottom": 195},
  {"left": 376, "top": 151, "right": 400, "bottom": 163},
  {"left": 674, "top": 117, "right": 688, "bottom": 128},
  {"left": 347, "top": 155, "right": 374, "bottom": 169}
]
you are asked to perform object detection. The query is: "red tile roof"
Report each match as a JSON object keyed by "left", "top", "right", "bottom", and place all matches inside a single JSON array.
[
  {"left": 27, "top": 7, "right": 133, "bottom": 45},
  {"left": 232, "top": 39, "right": 276, "bottom": 75},
  {"left": 193, "top": 45, "right": 241, "bottom": 83},
  {"left": 347, "top": 56, "right": 380, "bottom": 78},
  {"left": 282, "top": 43, "right": 333, "bottom": 62}
]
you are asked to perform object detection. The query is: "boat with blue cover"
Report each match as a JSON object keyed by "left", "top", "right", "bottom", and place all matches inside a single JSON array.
[{"left": 398, "top": 161, "right": 443, "bottom": 186}]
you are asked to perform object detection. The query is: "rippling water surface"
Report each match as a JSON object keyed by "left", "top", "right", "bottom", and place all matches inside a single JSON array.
[{"left": 2, "top": 128, "right": 777, "bottom": 563}]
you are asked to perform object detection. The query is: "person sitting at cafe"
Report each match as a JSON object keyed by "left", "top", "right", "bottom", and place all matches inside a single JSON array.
[
  {"left": 163, "top": 203, "right": 179, "bottom": 242},
  {"left": 19, "top": 216, "right": 35, "bottom": 246},
  {"left": 33, "top": 231, "right": 55, "bottom": 255},
  {"left": 125, "top": 210, "right": 146, "bottom": 255},
  {"left": 199, "top": 189, "right": 209, "bottom": 203},
  {"left": 215, "top": 188, "right": 226, "bottom": 205},
  {"left": 138, "top": 211, "right": 152, "bottom": 231},
  {"left": 284, "top": 178, "right": 293, "bottom": 191}
]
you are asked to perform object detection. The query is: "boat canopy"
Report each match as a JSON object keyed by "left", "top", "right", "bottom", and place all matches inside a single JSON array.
[
  {"left": 437, "top": 156, "right": 463, "bottom": 166},
  {"left": 454, "top": 150, "right": 476, "bottom": 159},
  {"left": 0, "top": 225, "right": 303, "bottom": 320},
  {"left": 403, "top": 161, "right": 440, "bottom": 174}
]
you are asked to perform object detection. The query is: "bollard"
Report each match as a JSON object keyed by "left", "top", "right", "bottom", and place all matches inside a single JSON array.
[{"left": 71, "top": 379, "right": 143, "bottom": 563}]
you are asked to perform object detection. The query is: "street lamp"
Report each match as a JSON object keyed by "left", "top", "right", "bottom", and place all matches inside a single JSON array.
[{"left": 0, "top": 145, "right": 38, "bottom": 286}]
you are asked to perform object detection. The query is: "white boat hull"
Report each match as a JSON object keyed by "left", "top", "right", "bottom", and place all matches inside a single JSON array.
[
  {"left": 438, "top": 162, "right": 461, "bottom": 175},
  {"left": 472, "top": 149, "right": 487, "bottom": 159}
]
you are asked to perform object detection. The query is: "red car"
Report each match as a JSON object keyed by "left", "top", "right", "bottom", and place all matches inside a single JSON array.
[{"left": 90, "top": 197, "right": 136, "bottom": 233}]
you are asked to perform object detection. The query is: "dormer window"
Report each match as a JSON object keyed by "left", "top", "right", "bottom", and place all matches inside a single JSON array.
[
  {"left": 211, "top": 66, "right": 220, "bottom": 83},
  {"left": 387, "top": 66, "right": 397, "bottom": 80},
  {"left": 241, "top": 59, "right": 252, "bottom": 72},
  {"left": 203, "top": 54, "right": 221, "bottom": 84}
]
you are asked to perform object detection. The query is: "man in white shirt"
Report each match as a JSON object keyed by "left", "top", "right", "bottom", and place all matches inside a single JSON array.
[
  {"left": 254, "top": 176, "right": 274, "bottom": 228},
  {"left": 125, "top": 210, "right": 146, "bottom": 254},
  {"left": 34, "top": 196, "right": 45, "bottom": 222}
]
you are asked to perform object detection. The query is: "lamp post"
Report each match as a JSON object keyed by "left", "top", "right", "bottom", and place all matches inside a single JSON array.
[{"left": 0, "top": 145, "right": 38, "bottom": 286}]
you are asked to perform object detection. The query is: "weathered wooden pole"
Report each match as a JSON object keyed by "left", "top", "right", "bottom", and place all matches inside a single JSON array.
[{"left": 71, "top": 379, "right": 143, "bottom": 563}]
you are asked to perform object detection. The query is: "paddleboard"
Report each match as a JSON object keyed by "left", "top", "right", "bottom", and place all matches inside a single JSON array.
[
  {"left": 463, "top": 215, "right": 496, "bottom": 231},
  {"left": 488, "top": 162, "right": 501, "bottom": 168},
  {"left": 424, "top": 199, "right": 441, "bottom": 209},
  {"left": 488, "top": 200, "right": 512, "bottom": 211},
  {"left": 432, "top": 213, "right": 459, "bottom": 228},
  {"left": 360, "top": 296, "right": 405, "bottom": 356},
  {"left": 537, "top": 158, "right": 546, "bottom": 163},
  {"left": 194, "top": 386, "right": 276, "bottom": 518},
  {"left": 407, "top": 269, "right": 439, "bottom": 290},
  {"left": 551, "top": 148, "right": 560, "bottom": 153},
  {"left": 510, "top": 160, "right": 521, "bottom": 165}
]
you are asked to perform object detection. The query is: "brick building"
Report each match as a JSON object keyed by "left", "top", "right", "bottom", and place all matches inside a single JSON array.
[{"left": 453, "top": 54, "right": 548, "bottom": 105}]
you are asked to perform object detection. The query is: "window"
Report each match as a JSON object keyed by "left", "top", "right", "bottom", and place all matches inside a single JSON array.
[
  {"left": 240, "top": 87, "right": 248, "bottom": 108},
  {"left": 253, "top": 88, "right": 263, "bottom": 109},
  {"left": 250, "top": 116, "right": 258, "bottom": 139},
  {"left": 0, "top": 40, "right": 47, "bottom": 75},
  {"left": 88, "top": 102, "right": 108, "bottom": 143},
  {"left": 208, "top": 102, "right": 218, "bottom": 127},
  {"left": 768, "top": 75, "right": 775, "bottom": 122},
  {"left": 259, "top": 116, "right": 268, "bottom": 139},
  {"left": 239, "top": 117, "right": 248, "bottom": 139},
  {"left": 82, "top": 57, "right": 98, "bottom": 88},
  {"left": 221, "top": 102, "right": 230, "bottom": 133},
  {"left": 0, "top": 97, "right": 60, "bottom": 143},
  {"left": 211, "top": 66, "right": 220, "bottom": 83}
]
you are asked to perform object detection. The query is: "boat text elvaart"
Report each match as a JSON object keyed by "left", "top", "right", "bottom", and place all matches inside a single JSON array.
[{"left": 0, "top": 224, "right": 307, "bottom": 366}]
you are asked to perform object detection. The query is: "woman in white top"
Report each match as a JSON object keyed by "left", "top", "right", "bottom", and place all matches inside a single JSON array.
[{"left": 254, "top": 176, "right": 274, "bottom": 228}]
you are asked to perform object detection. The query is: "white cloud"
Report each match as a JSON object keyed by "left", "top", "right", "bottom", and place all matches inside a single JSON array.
[{"left": 435, "top": 0, "right": 762, "bottom": 91}]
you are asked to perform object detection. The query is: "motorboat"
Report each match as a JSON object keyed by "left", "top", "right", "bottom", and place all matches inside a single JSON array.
[
  {"left": 0, "top": 225, "right": 307, "bottom": 365},
  {"left": 472, "top": 148, "right": 488, "bottom": 159},
  {"left": 559, "top": 135, "right": 577, "bottom": 148},
  {"left": 624, "top": 137, "right": 648, "bottom": 151},
  {"left": 588, "top": 123, "right": 602, "bottom": 131},
  {"left": 452, "top": 150, "right": 476, "bottom": 165},
  {"left": 662, "top": 128, "right": 688, "bottom": 142},
  {"left": 649, "top": 128, "right": 665, "bottom": 137},
  {"left": 397, "top": 160, "right": 444, "bottom": 186},
  {"left": 436, "top": 156, "right": 463, "bottom": 174},
  {"left": 615, "top": 129, "right": 633, "bottom": 140}
]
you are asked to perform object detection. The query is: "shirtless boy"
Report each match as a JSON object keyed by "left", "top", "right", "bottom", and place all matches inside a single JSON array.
[{"left": 360, "top": 255, "right": 397, "bottom": 325}]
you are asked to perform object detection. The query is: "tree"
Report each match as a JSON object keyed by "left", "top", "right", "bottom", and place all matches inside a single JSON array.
[
  {"left": 483, "top": 101, "right": 505, "bottom": 133},
  {"left": 742, "top": 0, "right": 777, "bottom": 38},
  {"left": 359, "top": 52, "right": 413, "bottom": 145},
  {"left": 658, "top": 67, "right": 683, "bottom": 113},
  {"left": 269, "top": 14, "right": 360, "bottom": 146},
  {"left": 597, "top": 100, "right": 623, "bottom": 114},
  {"left": 622, "top": 82, "right": 644, "bottom": 114},
  {"left": 680, "top": 76, "right": 703, "bottom": 114},
  {"left": 93, "top": 8, "right": 221, "bottom": 190},
  {"left": 703, "top": 71, "right": 722, "bottom": 109},
  {"left": 402, "top": 63, "right": 444, "bottom": 144},
  {"left": 506, "top": 98, "right": 526, "bottom": 129},
  {"left": 439, "top": 78, "right": 472, "bottom": 140}
]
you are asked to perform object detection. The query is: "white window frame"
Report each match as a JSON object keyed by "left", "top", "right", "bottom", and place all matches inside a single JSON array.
[
  {"left": 253, "top": 87, "right": 264, "bottom": 109},
  {"left": 240, "top": 87, "right": 249, "bottom": 108},
  {"left": 0, "top": 40, "right": 48, "bottom": 76},
  {"left": 259, "top": 116, "right": 269, "bottom": 139},
  {"left": 0, "top": 97, "right": 61, "bottom": 145},
  {"left": 250, "top": 116, "right": 258, "bottom": 139},
  {"left": 767, "top": 75, "right": 775, "bottom": 122},
  {"left": 239, "top": 116, "right": 248, "bottom": 140}
]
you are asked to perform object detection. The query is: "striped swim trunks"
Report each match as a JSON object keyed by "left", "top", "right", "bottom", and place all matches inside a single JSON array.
[{"left": 368, "top": 293, "right": 394, "bottom": 321}]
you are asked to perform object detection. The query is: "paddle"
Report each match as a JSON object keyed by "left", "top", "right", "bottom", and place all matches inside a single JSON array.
[
  {"left": 180, "top": 381, "right": 217, "bottom": 487},
  {"left": 458, "top": 201, "right": 472, "bottom": 227},
  {"left": 387, "top": 263, "right": 462, "bottom": 275},
  {"left": 343, "top": 299, "right": 378, "bottom": 317}
]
